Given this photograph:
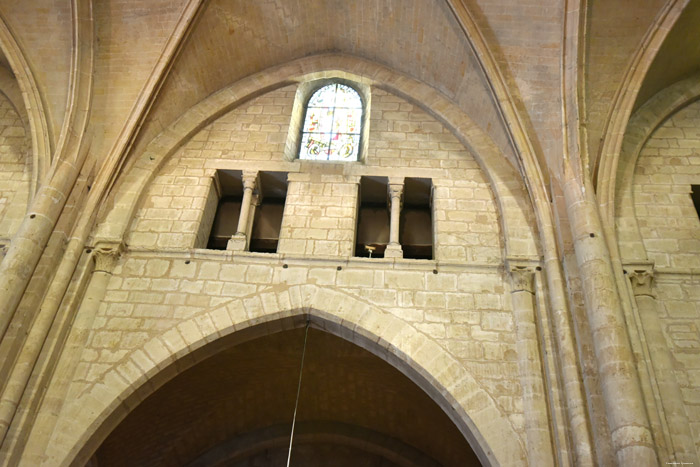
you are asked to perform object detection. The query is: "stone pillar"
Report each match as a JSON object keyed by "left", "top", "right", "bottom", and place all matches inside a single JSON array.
[
  {"left": 508, "top": 264, "right": 555, "bottom": 467},
  {"left": 384, "top": 178, "right": 403, "bottom": 258},
  {"left": 0, "top": 159, "right": 82, "bottom": 340},
  {"left": 0, "top": 241, "right": 122, "bottom": 447},
  {"left": 562, "top": 175, "right": 656, "bottom": 466},
  {"left": 227, "top": 171, "right": 257, "bottom": 251},
  {"left": 628, "top": 269, "right": 697, "bottom": 465}
]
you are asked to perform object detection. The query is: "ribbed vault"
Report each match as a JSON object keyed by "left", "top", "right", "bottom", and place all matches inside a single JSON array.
[
  {"left": 129, "top": 0, "right": 515, "bottom": 170},
  {"left": 634, "top": 0, "right": 700, "bottom": 111}
]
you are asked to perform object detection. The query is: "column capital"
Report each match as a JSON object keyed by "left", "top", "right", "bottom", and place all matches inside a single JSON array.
[
  {"left": 629, "top": 268, "right": 654, "bottom": 297},
  {"left": 388, "top": 179, "right": 403, "bottom": 209},
  {"left": 92, "top": 241, "right": 123, "bottom": 273},
  {"left": 388, "top": 182, "right": 403, "bottom": 197},
  {"left": 241, "top": 170, "right": 258, "bottom": 191},
  {"left": 508, "top": 265, "right": 536, "bottom": 294}
]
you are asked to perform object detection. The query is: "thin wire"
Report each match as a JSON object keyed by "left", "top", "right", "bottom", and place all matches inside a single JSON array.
[{"left": 286, "top": 320, "right": 310, "bottom": 467}]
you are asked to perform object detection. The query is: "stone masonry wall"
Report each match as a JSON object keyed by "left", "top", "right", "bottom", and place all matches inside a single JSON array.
[
  {"left": 655, "top": 276, "right": 700, "bottom": 452},
  {"left": 633, "top": 100, "right": 700, "bottom": 453},
  {"left": 80, "top": 253, "right": 520, "bottom": 425},
  {"left": 55, "top": 84, "right": 528, "bottom": 460},
  {"left": 0, "top": 91, "right": 31, "bottom": 241},
  {"left": 634, "top": 100, "right": 700, "bottom": 269},
  {"left": 128, "top": 86, "right": 502, "bottom": 263}
]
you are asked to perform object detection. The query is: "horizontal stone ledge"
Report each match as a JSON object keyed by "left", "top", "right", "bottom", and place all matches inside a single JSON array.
[{"left": 116, "top": 246, "right": 534, "bottom": 273}]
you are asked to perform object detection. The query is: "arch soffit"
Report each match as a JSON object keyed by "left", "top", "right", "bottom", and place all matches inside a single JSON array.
[
  {"left": 188, "top": 421, "right": 444, "bottom": 467},
  {"left": 0, "top": 66, "right": 28, "bottom": 127},
  {"left": 54, "top": 285, "right": 523, "bottom": 467},
  {"left": 613, "top": 72, "right": 700, "bottom": 261},
  {"left": 95, "top": 53, "right": 538, "bottom": 259},
  {"left": 595, "top": 0, "right": 688, "bottom": 226},
  {"left": 0, "top": 11, "right": 52, "bottom": 194}
]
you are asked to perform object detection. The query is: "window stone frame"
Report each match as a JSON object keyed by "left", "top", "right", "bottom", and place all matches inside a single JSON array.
[{"left": 284, "top": 78, "right": 371, "bottom": 163}]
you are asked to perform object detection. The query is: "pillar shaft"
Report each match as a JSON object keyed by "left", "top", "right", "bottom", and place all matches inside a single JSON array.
[
  {"left": 388, "top": 183, "right": 402, "bottom": 245},
  {"left": 629, "top": 270, "right": 697, "bottom": 465},
  {"left": 384, "top": 179, "right": 404, "bottom": 259},
  {"left": 0, "top": 242, "right": 121, "bottom": 453},
  {"left": 508, "top": 265, "right": 555, "bottom": 466},
  {"left": 563, "top": 176, "right": 656, "bottom": 466},
  {"left": 236, "top": 172, "right": 258, "bottom": 235},
  {"left": 0, "top": 159, "right": 81, "bottom": 341},
  {"left": 228, "top": 172, "right": 258, "bottom": 251}
]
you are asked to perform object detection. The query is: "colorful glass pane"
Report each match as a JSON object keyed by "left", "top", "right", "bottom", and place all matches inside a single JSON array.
[
  {"left": 334, "top": 84, "right": 363, "bottom": 108},
  {"left": 307, "top": 85, "right": 337, "bottom": 107},
  {"left": 302, "top": 108, "right": 334, "bottom": 133},
  {"left": 329, "top": 133, "right": 359, "bottom": 161},
  {"left": 300, "top": 83, "right": 363, "bottom": 161},
  {"left": 332, "top": 108, "right": 361, "bottom": 134},
  {"left": 300, "top": 133, "right": 331, "bottom": 160}
]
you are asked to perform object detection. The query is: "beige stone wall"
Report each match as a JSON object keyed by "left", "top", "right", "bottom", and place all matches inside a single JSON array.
[
  {"left": 655, "top": 276, "right": 700, "bottom": 452},
  {"left": 127, "top": 86, "right": 502, "bottom": 263},
  {"left": 632, "top": 100, "right": 700, "bottom": 455},
  {"left": 119, "top": 84, "right": 516, "bottom": 424},
  {"left": 3, "top": 3, "right": 700, "bottom": 467},
  {"left": 85, "top": 254, "right": 518, "bottom": 411},
  {"left": 45, "top": 251, "right": 525, "bottom": 465},
  {"left": 0, "top": 91, "right": 31, "bottom": 241},
  {"left": 633, "top": 100, "right": 700, "bottom": 269},
  {"left": 34, "top": 84, "right": 532, "bottom": 465}
]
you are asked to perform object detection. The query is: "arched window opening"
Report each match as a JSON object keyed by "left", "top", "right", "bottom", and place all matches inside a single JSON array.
[{"left": 299, "top": 83, "right": 363, "bottom": 161}]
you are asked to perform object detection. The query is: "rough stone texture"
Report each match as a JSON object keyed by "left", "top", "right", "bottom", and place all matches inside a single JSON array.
[
  {"left": 655, "top": 278, "right": 700, "bottom": 456},
  {"left": 627, "top": 97, "right": 700, "bottom": 460},
  {"left": 79, "top": 254, "right": 519, "bottom": 427},
  {"left": 0, "top": 0, "right": 72, "bottom": 142},
  {"left": 0, "top": 2, "right": 698, "bottom": 467},
  {"left": 585, "top": 0, "right": 668, "bottom": 167},
  {"left": 466, "top": 0, "right": 564, "bottom": 173},
  {"left": 132, "top": 0, "right": 516, "bottom": 166},
  {"left": 128, "top": 87, "right": 502, "bottom": 263},
  {"left": 90, "top": 0, "right": 188, "bottom": 164},
  {"left": 0, "top": 91, "right": 30, "bottom": 241},
  {"left": 634, "top": 100, "right": 700, "bottom": 269}
]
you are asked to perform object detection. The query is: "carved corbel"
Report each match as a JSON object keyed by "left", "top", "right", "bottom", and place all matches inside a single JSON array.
[
  {"left": 628, "top": 268, "right": 654, "bottom": 298},
  {"left": 509, "top": 266, "right": 536, "bottom": 294},
  {"left": 92, "top": 241, "right": 124, "bottom": 273},
  {"left": 506, "top": 258, "right": 539, "bottom": 294}
]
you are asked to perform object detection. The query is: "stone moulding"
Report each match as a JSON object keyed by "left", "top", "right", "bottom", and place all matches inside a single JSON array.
[
  {"left": 46, "top": 284, "right": 525, "bottom": 467},
  {"left": 94, "top": 53, "right": 538, "bottom": 263}
]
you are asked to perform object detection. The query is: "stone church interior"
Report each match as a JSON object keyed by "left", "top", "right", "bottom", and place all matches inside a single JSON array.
[{"left": 0, "top": 1, "right": 698, "bottom": 466}]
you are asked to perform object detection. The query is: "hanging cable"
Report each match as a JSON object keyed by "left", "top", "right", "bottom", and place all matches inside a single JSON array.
[{"left": 286, "top": 320, "right": 310, "bottom": 467}]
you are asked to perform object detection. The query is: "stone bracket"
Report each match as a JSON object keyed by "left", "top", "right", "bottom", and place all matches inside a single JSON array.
[
  {"left": 506, "top": 257, "right": 541, "bottom": 294},
  {"left": 92, "top": 241, "right": 124, "bottom": 273}
]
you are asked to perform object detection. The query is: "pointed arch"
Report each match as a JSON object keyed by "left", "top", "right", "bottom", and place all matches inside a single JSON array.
[
  {"left": 94, "top": 53, "right": 538, "bottom": 260},
  {"left": 595, "top": 0, "right": 689, "bottom": 228},
  {"left": 42, "top": 285, "right": 524, "bottom": 466},
  {"left": 614, "top": 72, "right": 700, "bottom": 261},
  {"left": 0, "top": 11, "right": 52, "bottom": 195}
]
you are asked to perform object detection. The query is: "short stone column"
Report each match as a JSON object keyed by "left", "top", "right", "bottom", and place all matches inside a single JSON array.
[
  {"left": 227, "top": 171, "right": 258, "bottom": 251},
  {"left": 508, "top": 263, "right": 555, "bottom": 467},
  {"left": 384, "top": 178, "right": 403, "bottom": 258},
  {"left": 628, "top": 269, "right": 697, "bottom": 465}
]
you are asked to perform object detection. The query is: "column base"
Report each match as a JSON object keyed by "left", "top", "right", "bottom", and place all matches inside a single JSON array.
[
  {"left": 226, "top": 233, "right": 247, "bottom": 251},
  {"left": 384, "top": 243, "right": 403, "bottom": 258}
]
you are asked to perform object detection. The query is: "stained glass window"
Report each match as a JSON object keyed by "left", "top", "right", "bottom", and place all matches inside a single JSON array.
[{"left": 299, "top": 83, "right": 363, "bottom": 161}]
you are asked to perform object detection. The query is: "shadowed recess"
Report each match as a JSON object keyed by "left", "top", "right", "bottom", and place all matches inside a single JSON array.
[{"left": 92, "top": 328, "right": 481, "bottom": 466}]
